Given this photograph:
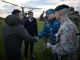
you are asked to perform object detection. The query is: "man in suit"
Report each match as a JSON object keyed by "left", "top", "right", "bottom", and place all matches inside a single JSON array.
[{"left": 24, "top": 11, "right": 38, "bottom": 60}]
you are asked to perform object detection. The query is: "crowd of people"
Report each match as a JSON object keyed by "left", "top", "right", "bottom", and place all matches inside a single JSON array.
[{"left": 3, "top": 4, "right": 80, "bottom": 60}]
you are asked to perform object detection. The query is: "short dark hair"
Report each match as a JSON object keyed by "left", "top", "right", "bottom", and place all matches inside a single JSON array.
[
  {"left": 28, "top": 11, "right": 33, "bottom": 14},
  {"left": 12, "top": 9, "right": 21, "bottom": 15}
]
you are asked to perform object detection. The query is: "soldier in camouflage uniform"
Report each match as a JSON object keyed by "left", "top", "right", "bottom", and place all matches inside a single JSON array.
[
  {"left": 69, "top": 8, "right": 80, "bottom": 59},
  {"left": 51, "top": 4, "right": 79, "bottom": 60},
  {"left": 68, "top": 7, "right": 80, "bottom": 28}
]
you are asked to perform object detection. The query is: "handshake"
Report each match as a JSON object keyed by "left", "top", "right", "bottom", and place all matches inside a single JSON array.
[
  {"left": 32, "top": 36, "right": 52, "bottom": 48},
  {"left": 30, "top": 36, "right": 39, "bottom": 43}
]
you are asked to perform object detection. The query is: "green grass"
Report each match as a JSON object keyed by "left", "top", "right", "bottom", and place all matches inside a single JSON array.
[
  {"left": 0, "top": 19, "right": 6, "bottom": 60},
  {"left": 0, "top": 19, "right": 53, "bottom": 60}
]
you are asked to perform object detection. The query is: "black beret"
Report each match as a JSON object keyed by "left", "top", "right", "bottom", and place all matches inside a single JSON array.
[{"left": 55, "top": 4, "right": 69, "bottom": 11}]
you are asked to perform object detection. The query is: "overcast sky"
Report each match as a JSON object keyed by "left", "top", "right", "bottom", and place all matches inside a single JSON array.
[{"left": 0, "top": 0, "right": 80, "bottom": 18}]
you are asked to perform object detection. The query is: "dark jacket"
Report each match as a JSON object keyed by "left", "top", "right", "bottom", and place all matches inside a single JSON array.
[
  {"left": 24, "top": 17, "right": 38, "bottom": 36},
  {"left": 3, "top": 15, "right": 37, "bottom": 42}
]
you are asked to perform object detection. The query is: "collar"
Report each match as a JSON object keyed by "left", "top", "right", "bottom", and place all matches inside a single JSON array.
[{"left": 29, "top": 18, "right": 33, "bottom": 22}]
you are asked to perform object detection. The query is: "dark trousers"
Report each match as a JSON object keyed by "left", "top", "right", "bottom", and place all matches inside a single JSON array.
[
  {"left": 24, "top": 40, "right": 34, "bottom": 58},
  {"left": 4, "top": 39, "right": 23, "bottom": 60},
  {"left": 53, "top": 53, "right": 58, "bottom": 60}
]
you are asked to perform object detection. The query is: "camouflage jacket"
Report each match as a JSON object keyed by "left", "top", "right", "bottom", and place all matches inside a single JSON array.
[
  {"left": 51, "top": 17, "right": 79, "bottom": 55},
  {"left": 68, "top": 11, "right": 80, "bottom": 27}
]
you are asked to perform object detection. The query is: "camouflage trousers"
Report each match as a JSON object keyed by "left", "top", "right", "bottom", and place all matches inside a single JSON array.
[{"left": 57, "top": 53, "right": 78, "bottom": 60}]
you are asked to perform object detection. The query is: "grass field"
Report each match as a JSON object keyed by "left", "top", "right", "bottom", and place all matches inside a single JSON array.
[
  {"left": 0, "top": 19, "right": 53, "bottom": 60},
  {"left": 0, "top": 19, "right": 6, "bottom": 60},
  {"left": 0, "top": 18, "right": 80, "bottom": 60}
]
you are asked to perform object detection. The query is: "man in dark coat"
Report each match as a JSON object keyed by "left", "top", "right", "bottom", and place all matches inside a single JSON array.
[
  {"left": 3, "top": 9, "right": 37, "bottom": 60},
  {"left": 24, "top": 11, "right": 38, "bottom": 60}
]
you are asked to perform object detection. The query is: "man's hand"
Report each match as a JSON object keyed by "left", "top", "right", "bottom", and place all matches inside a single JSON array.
[
  {"left": 32, "top": 36, "right": 39, "bottom": 43},
  {"left": 35, "top": 36, "right": 39, "bottom": 40},
  {"left": 46, "top": 43, "right": 51, "bottom": 49},
  {"left": 30, "top": 37, "right": 38, "bottom": 43}
]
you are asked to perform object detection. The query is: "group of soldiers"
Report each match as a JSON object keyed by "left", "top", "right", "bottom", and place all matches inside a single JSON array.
[{"left": 39, "top": 5, "right": 80, "bottom": 60}]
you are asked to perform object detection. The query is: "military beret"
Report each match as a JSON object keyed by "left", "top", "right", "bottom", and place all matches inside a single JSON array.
[
  {"left": 55, "top": 4, "right": 69, "bottom": 11},
  {"left": 46, "top": 9, "right": 55, "bottom": 14}
]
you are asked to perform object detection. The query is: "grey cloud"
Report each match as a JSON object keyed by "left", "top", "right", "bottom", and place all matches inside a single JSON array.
[{"left": 22, "top": 0, "right": 58, "bottom": 8}]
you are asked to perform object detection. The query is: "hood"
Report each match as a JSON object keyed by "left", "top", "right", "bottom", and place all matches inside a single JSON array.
[{"left": 5, "top": 15, "right": 22, "bottom": 26}]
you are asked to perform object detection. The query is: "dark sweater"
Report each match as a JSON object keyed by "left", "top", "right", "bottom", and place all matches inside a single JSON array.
[{"left": 24, "top": 17, "right": 38, "bottom": 36}]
